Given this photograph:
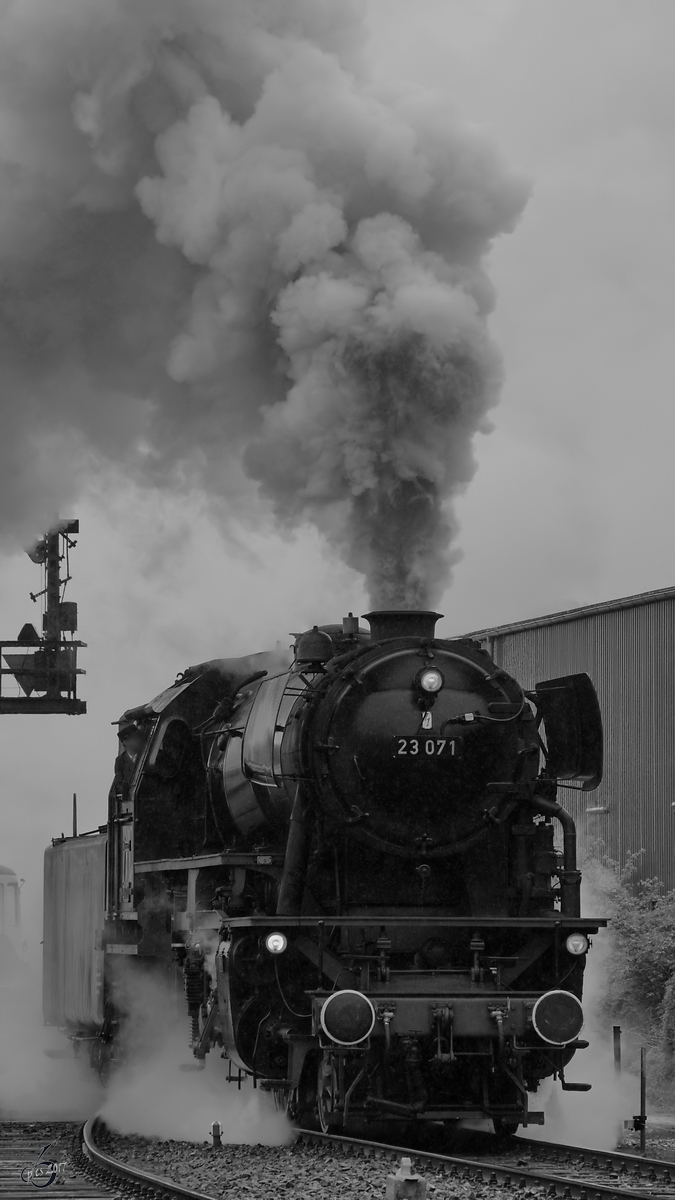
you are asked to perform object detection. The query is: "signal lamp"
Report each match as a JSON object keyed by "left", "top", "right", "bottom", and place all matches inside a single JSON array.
[
  {"left": 265, "top": 932, "right": 288, "bottom": 955},
  {"left": 416, "top": 668, "right": 444, "bottom": 695},
  {"left": 565, "top": 933, "right": 589, "bottom": 956}
]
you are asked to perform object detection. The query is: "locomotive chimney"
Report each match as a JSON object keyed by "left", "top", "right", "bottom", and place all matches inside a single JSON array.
[{"left": 363, "top": 610, "right": 443, "bottom": 641}]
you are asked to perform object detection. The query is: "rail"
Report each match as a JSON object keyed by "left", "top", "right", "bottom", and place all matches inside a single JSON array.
[
  {"left": 295, "top": 1127, "right": 675, "bottom": 1199},
  {"left": 77, "top": 1117, "right": 215, "bottom": 1200},
  {"left": 75, "top": 1115, "right": 675, "bottom": 1200}
]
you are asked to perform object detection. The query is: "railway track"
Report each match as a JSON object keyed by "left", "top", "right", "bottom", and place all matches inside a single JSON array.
[
  {"left": 3, "top": 1113, "right": 669, "bottom": 1200},
  {"left": 75, "top": 1121, "right": 212, "bottom": 1200},
  {"left": 0, "top": 1122, "right": 109, "bottom": 1200},
  {"left": 296, "top": 1128, "right": 675, "bottom": 1200},
  {"left": 516, "top": 1136, "right": 675, "bottom": 1187},
  {"left": 503, "top": 1135, "right": 675, "bottom": 1196},
  {"left": 69, "top": 1115, "right": 675, "bottom": 1200}
]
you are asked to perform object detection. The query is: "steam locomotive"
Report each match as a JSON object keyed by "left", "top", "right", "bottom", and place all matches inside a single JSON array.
[{"left": 44, "top": 609, "right": 605, "bottom": 1133}]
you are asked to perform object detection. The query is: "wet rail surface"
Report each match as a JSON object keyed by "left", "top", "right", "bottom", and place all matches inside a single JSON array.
[{"left": 73, "top": 1116, "right": 675, "bottom": 1200}]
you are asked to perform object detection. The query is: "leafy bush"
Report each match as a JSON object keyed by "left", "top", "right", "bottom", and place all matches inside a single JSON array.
[{"left": 583, "top": 849, "right": 675, "bottom": 1104}]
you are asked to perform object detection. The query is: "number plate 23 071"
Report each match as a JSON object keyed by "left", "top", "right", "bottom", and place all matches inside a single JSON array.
[{"left": 393, "top": 736, "right": 461, "bottom": 758}]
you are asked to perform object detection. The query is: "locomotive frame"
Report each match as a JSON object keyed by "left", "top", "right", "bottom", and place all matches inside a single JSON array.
[{"left": 44, "top": 609, "right": 606, "bottom": 1132}]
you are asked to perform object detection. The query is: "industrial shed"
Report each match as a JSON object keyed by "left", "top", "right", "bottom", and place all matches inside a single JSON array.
[{"left": 464, "top": 585, "right": 675, "bottom": 892}]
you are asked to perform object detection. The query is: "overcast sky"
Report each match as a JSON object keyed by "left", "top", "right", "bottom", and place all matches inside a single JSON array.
[{"left": 2, "top": 0, "right": 674, "bottom": 944}]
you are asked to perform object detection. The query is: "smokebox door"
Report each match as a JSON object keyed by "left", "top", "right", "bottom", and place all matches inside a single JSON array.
[{"left": 535, "top": 672, "right": 603, "bottom": 791}]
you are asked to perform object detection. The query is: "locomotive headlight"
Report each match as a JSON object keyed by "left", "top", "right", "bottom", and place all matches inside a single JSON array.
[
  {"left": 417, "top": 668, "right": 444, "bottom": 695},
  {"left": 265, "top": 932, "right": 288, "bottom": 955},
  {"left": 565, "top": 933, "right": 589, "bottom": 956},
  {"left": 320, "top": 990, "right": 376, "bottom": 1046},
  {"left": 532, "top": 989, "right": 584, "bottom": 1045}
]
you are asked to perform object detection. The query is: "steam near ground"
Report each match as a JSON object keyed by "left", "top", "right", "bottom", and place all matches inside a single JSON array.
[
  {"left": 99, "top": 1036, "right": 291, "bottom": 1146},
  {"left": 1, "top": 944, "right": 642, "bottom": 1148},
  {"left": 524, "top": 881, "right": 640, "bottom": 1150},
  {"left": 0, "top": 965, "right": 290, "bottom": 1145},
  {"left": 99, "top": 971, "right": 291, "bottom": 1144},
  {"left": 0, "top": 871, "right": 646, "bottom": 1147},
  {"left": 0, "top": 970, "right": 103, "bottom": 1120}
]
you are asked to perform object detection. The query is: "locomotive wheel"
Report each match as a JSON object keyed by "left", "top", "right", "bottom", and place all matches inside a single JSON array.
[{"left": 316, "top": 1052, "right": 340, "bottom": 1132}]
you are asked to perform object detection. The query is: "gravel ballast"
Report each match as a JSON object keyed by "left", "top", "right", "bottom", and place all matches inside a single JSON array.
[
  {"left": 618, "top": 1118, "right": 675, "bottom": 1161},
  {"left": 98, "top": 1128, "right": 518, "bottom": 1200}
]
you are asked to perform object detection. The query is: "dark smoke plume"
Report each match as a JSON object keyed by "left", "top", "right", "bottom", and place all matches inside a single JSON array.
[{"left": 0, "top": 0, "right": 528, "bottom": 605}]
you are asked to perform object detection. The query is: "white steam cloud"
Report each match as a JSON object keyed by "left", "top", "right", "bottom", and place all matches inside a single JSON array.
[
  {"left": 99, "top": 1039, "right": 292, "bottom": 1146},
  {"left": 525, "top": 882, "right": 639, "bottom": 1150},
  {"left": 0, "top": 971, "right": 103, "bottom": 1119},
  {"left": 0, "top": 963, "right": 290, "bottom": 1145},
  {"left": 0, "top": 0, "right": 528, "bottom": 605},
  {"left": 98, "top": 970, "right": 291, "bottom": 1145}
]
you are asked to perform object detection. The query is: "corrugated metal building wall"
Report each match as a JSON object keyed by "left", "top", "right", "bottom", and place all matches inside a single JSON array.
[{"left": 465, "top": 586, "right": 675, "bottom": 891}]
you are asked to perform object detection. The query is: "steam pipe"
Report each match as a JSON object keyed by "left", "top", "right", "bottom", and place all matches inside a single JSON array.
[
  {"left": 531, "top": 795, "right": 581, "bottom": 917},
  {"left": 276, "top": 785, "right": 311, "bottom": 916}
]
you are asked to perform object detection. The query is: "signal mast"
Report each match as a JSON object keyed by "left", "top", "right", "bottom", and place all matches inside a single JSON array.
[{"left": 0, "top": 519, "right": 86, "bottom": 714}]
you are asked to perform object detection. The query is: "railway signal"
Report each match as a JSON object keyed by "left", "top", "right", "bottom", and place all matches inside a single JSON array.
[{"left": 0, "top": 519, "right": 86, "bottom": 714}]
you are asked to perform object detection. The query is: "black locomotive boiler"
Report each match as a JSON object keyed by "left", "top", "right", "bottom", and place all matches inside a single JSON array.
[{"left": 44, "top": 609, "right": 605, "bottom": 1132}]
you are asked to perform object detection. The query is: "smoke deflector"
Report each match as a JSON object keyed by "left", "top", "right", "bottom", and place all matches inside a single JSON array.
[{"left": 534, "top": 672, "right": 603, "bottom": 790}]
